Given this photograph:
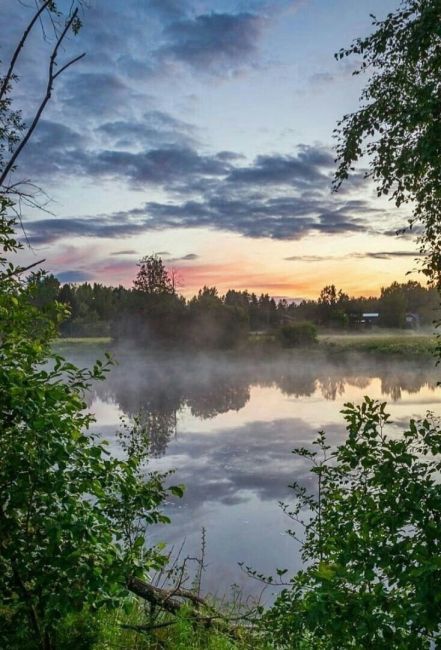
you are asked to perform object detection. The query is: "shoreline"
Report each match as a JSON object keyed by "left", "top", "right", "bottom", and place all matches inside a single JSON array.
[{"left": 54, "top": 332, "right": 438, "bottom": 359}]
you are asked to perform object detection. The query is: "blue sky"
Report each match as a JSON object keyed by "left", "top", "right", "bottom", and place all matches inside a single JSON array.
[{"left": 2, "top": 0, "right": 418, "bottom": 297}]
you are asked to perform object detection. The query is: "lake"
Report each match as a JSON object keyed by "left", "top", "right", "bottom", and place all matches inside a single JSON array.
[{"left": 71, "top": 346, "right": 440, "bottom": 602}]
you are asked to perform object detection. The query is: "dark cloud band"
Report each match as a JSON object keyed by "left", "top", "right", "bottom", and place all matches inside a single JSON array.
[{"left": 20, "top": 139, "right": 384, "bottom": 244}]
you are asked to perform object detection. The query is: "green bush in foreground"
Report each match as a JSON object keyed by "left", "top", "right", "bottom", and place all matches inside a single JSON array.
[
  {"left": 263, "top": 397, "right": 441, "bottom": 648},
  {"left": 0, "top": 203, "right": 181, "bottom": 650}
]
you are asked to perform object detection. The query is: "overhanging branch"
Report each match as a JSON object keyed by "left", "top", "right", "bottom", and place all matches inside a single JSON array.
[
  {"left": 0, "top": 0, "right": 52, "bottom": 102},
  {"left": 0, "top": 7, "right": 85, "bottom": 188}
]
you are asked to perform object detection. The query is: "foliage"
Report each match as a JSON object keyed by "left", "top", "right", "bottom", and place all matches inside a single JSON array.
[
  {"left": 134, "top": 255, "right": 175, "bottom": 295},
  {"left": 334, "top": 0, "right": 441, "bottom": 280},
  {"left": 317, "top": 285, "right": 349, "bottom": 328},
  {"left": 0, "top": 71, "right": 25, "bottom": 176},
  {"left": 187, "top": 286, "right": 249, "bottom": 349},
  {"left": 278, "top": 322, "right": 317, "bottom": 348},
  {"left": 263, "top": 397, "right": 441, "bottom": 648},
  {"left": 379, "top": 282, "right": 408, "bottom": 328},
  {"left": 0, "top": 202, "right": 180, "bottom": 650}
]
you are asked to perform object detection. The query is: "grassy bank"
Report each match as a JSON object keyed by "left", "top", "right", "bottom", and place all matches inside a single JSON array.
[
  {"left": 54, "top": 332, "right": 438, "bottom": 359},
  {"left": 319, "top": 332, "right": 437, "bottom": 358},
  {"left": 56, "top": 599, "right": 270, "bottom": 650},
  {"left": 54, "top": 336, "right": 111, "bottom": 348}
]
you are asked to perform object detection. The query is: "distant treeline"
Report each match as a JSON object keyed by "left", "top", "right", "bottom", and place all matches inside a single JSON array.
[{"left": 31, "top": 256, "right": 440, "bottom": 347}]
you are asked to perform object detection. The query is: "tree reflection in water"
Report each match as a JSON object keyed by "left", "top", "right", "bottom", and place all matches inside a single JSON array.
[{"left": 86, "top": 351, "right": 439, "bottom": 457}]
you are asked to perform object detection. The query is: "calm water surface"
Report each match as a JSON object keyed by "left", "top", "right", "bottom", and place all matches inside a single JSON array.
[{"left": 76, "top": 349, "right": 440, "bottom": 600}]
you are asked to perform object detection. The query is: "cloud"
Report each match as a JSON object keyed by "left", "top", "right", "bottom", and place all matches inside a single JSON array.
[
  {"left": 309, "top": 71, "right": 334, "bottom": 85},
  {"left": 96, "top": 111, "right": 197, "bottom": 149},
  {"left": 147, "top": 0, "right": 189, "bottom": 22},
  {"left": 308, "top": 61, "right": 358, "bottom": 90},
  {"left": 285, "top": 254, "right": 334, "bottom": 262},
  {"left": 88, "top": 146, "right": 229, "bottom": 187},
  {"left": 18, "top": 134, "right": 391, "bottom": 246},
  {"left": 25, "top": 196, "right": 371, "bottom": 245},
  {"left": 142, "top": 195, "right": 370, "bottom": 240},
  {"left": 19, "top": 134, "right": 230, "bottom": 188},
  {"left": 59, "top": 72, "right": 132, "bottom": 117},
  {"left": 227, "top": 147, "right": 334, "bottom": 187},
  {"left": 21, "top": 130, "right": 341, "bottom": 200},
  {"left": 180, "top": 253, "right": 199, "bottom": 260},
  {"left": 383, "top": 224, "right": 423, "bottom": 238},
  {"left": 16, "top": 119, "right": 89, "bottom": 180},
  {"left": 168, "top": 253, "right": 200, "bottom": 262},
  {"left": 25, "top": 217, "right": 145, "bottom": 245},
  {"left": 30, "top": 120, "right": 84, "bottom": 148},
  {"left": 358, "top": 250, "right": 423, "bottom": 260},
  {"left": 22, "top": 143, "right": 385, "bottom": 244},
  {"left": 284, "top": 250, "right": 422, "bottom": 262},
  {"left": 110, "top": 249, "right": 138, "bottom": 256},
  {"left": 216, "top": 150, "right": 246, "bottom": 162},
  {"left": 1, "top": 0, "right": 281, "bottom": 153},
  {"left": 56, "top": 270, "right": 93, "bottom": 283},
  {"left": 159, "top": 12, "right": 265, "bottom": 73},
  {"left": 20, "top": 136, "right": 335, "bottom": 192}
]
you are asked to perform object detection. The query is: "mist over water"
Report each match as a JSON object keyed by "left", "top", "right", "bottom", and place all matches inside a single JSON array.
[{"left": 68, "top": 346, "right": 441, "bottom": 600}]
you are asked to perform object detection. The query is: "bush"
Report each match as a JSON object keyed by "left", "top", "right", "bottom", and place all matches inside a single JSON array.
[
  {"left": 278, "top": 322, "right": 317, "bottom": 347},
  {"left": 0, "top": 204, "right": 181, "bottom": 650},
  {"left": 263, "top": 398, "right": 441, "bottom": 648}
]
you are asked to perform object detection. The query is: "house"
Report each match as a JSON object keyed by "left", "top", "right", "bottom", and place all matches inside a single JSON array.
[
  {"left": 405, "top": 312, "right": 420, "bottom": 329},
  {"left": 361, "top": 312, "right": 379, "bottom": 328}
]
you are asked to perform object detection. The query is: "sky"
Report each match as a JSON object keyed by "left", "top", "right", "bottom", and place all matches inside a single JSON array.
[{"left": 2, "top": 0, "right": 420, "bottom": 299}]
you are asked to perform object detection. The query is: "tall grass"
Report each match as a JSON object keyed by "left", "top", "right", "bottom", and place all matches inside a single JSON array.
[{"left": 89, "top": 599, "right": 268, "bottom": 650}]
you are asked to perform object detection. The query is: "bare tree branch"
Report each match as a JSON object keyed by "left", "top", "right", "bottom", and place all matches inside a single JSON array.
[
  {"left": 0, "top": 8, "right": 85, "bottom": 188},
  {"left": 3, "top": 180, "right": 54, "bottom": 245},
  {"left": 120, "top": 621, "right": 177, "bottom": 634},
  {"left": 0, "top": 0, "right": 52, "bottom": 102},
  {"left": 6, "top": 259, "right": 45, "bottom": 277},
  {"left": 53, "top": 52, "right": 85, "bottom": 79}
]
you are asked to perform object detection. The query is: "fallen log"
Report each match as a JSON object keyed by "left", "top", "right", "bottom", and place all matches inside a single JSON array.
[
  {"left": 126, "top": 576, "right": 257, "bottom": 637},
  {"left": 127, "top": 577, "right": 182, "bottom": 615}
]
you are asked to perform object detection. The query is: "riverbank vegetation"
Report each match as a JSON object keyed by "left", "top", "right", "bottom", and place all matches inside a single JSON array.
[
  {"left": 54, "top": 331, "right": 437, "bottom": 361},
  {"left": 319, "top": 332, "right": 437, "bottom": 358},
  {"left": 257, "top": 399, "right": 441, "bottom": 648}
]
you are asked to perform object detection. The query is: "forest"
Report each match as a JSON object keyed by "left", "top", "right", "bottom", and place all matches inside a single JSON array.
[{"left": 33, "top": 256, "right": 440, "bottom": 347}]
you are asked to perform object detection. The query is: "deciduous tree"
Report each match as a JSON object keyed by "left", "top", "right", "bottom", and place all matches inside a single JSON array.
[
  {"left": 134, "top": 255, "right": 175, "bottom": 295},
  {"left": 334, "top": 0, "right": 441, "bottom": 282}
]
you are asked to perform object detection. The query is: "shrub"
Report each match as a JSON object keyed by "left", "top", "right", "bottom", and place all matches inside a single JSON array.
[
  {"left": 263, "top": 398, "right": 441, "bottom": 648},
  {"left": 0, "top": 204, "right": 181, "bottom": 650},
  {"left": 278, "top": 322, "right": 317, "bottom": 347}
]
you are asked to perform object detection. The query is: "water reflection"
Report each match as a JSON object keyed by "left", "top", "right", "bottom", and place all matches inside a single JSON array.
[
  {"left": 86, "top": 351, "right": 439, "bottom": 457},
  {"left": 77, "top": 349, "right": 441, "bottom": 598}
]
